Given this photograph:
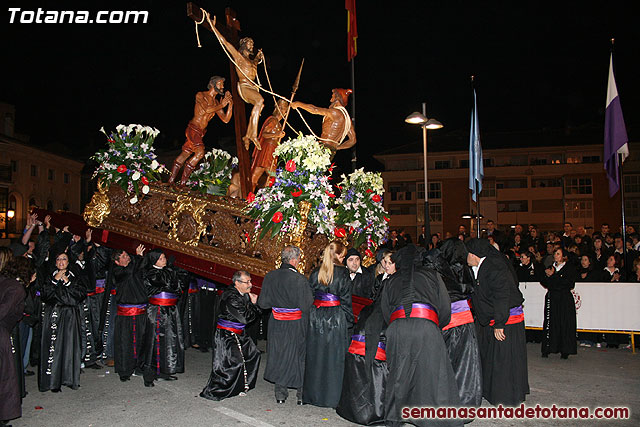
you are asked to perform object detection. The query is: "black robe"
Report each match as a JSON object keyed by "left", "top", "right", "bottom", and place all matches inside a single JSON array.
[
  {"left": 303, "top": 265, "right": 353, "bottom": 408},
  {"left": 86, "top": 244, "right": 111, "bottom": 357},
  {"left": 0, "top": 276, "right": 26, "bottom": 421},
  {"left": 194, "top": 278, "right": 218, "bottom": 350},
  {"left": 336, "top": 275, "right": 388, "bottom": 425},
  {"left": 258, "top": 263, "right": 313, "bottom": 389},
  {"left": 39, "top": 269, "right": 86, "bottom": 391},
  {"left": 113, "top": 255, "right": 151, "bottom": 379},
  {"left": 424, "top": 239, "right": 482, "bottom": 409},
  {"left": 200, "top": 287, "right": 261, "bottom": 401},
  {"left": 381, "top": 247, "right": 461, "bottom": 427},
  {"left": 469, "top": 250, "right": 529, "bottom": 406},
  {"left": 74, "top": 260, "right": 100, "bottom": 368},
  {"left": 180, "top": 278, "right": 199, "bottom": 348},
  {"left": 144, "top": 265, "right": 187, "bottom": 381},
  {"left": 349, "top": 266, "right": 377, "bottom": 300},
  {"left": 540, "top": 263, "right": 577, "bottom": 356}
]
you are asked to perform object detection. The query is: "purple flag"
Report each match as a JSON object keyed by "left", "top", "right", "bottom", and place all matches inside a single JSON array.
[{"left": 604, "top": 53, "right": 629, "bottom": 197}]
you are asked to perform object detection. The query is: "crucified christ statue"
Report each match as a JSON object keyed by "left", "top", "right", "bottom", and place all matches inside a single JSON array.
[{"left": 210, "top": 14, "right": 264, "bottom": 151}]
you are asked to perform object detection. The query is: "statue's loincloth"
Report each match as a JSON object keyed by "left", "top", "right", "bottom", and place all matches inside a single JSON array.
[{"left": 182, "top": 122, "right": 207, "bottom": 153}]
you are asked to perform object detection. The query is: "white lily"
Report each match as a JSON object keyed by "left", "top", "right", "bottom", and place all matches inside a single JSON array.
[
  {"left": 99, "top": 126, "right": 106, "bottom": 135},
  {"left": 116, "top": 124, "right": 126, "bottom": 132},
  {"left": 129, "top": 196, "right": 138, "bottom": 204},
  {"left": 142, "top": 185, "right": 150, "bottom": 194},
  {"left": 151, "top": 160, "right": 159, "bottom": 170},
  {"left": 132, "top": 171, "right": 141, "bottom": 181}
]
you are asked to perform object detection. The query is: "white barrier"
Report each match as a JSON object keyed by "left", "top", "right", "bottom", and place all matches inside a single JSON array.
[{"left": 519, "top": 282, "right": 640, "bottom": 332}]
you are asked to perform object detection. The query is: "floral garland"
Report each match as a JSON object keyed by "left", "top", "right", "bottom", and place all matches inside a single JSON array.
[
  {"left": 334, "top": 168, "right": 389, "bottom": 253},
  {"left": 92, "top": 124, "right": 166, "bottom": 204},
  {"left": 246, "top": 134, "right": 335, "bottom": 238},
  {"left": 186, "top": 148, "right": 238, "bottom": 196}
]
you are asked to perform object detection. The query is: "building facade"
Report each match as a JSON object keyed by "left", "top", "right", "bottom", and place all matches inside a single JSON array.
[
  {"left": 375, "top": 141, "right": 640, "bottom": 241},
  {"left": 0, "top": 103, "right": 84, "bottom": 238}
]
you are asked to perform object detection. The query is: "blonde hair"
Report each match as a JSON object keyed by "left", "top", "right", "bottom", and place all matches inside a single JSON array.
[
  {"left": 375, "top": 250, "right": 394, "bottom": 276},
  {"left": 318, "top": 241, "right": 346, "bottom": 286}
]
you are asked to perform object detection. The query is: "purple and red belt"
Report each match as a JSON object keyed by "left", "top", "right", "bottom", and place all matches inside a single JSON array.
[
  {"left": 149, "top": 292, "right": 178, "bottom": 306},
  {"left": 216, "top": 319, "right": 246, "bottom": 334},
  {"left": 117, "top": 303, "right": 147, "bottom": 316},
  {"left": 390, "top": 303, "right": 439, "bottom": 325},
  {"left": 443, "top": 299, "right": 474, "bottom": 331},
  {"left": 313, "top": 291, "right": 340, "bottom": 308},
  {"left": 272, "top": 307, "right": 302, "bottom": 320},
  {"left": 88, "top": 279, "right": 107, "bottom": 296},
  {"left": 489, "top": 305, "right": 524, "bottom": 326},
  {"left": 347, "top": 334, "right": 387, "bottom": 361}
]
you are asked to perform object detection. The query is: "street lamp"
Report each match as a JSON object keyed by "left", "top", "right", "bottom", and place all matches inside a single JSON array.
[
  {"left": 7, "top": 209, "right": 15, "bottom": 219},
  {"left": 405, "top": 103, "right": 443, "bottom": 240}
]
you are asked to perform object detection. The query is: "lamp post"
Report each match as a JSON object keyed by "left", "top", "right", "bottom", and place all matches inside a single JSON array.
[
  {"left": 461, "top": 211, "right": 484, "bottom": 238},
  {"left": 405, "top": 103, "right": 443, "bottom": 240}
]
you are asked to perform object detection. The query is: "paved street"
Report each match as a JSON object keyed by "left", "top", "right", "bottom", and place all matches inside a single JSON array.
[{"left": 12, "top": 342, "right": 639, "bottom": 426}]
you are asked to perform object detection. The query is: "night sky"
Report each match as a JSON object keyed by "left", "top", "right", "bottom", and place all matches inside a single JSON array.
[{"left": 2, "top": 1, "right": 638, "bottom": 173}]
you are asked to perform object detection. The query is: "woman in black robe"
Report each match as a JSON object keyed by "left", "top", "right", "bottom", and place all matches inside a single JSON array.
[
  {"left": 143, "top": 249, "right": 188, "bottom": 386},
  {"left": 465, "top": 238, "right": 529, "bottom": 407},
  {"left": 336, "top": 250, "right": 394, "bottom": 425},
  {"left": 515, "top": 251, "right": 544, "bottom": 283},
  {"left": 39, "top": 251, "right": 86, "bottom": 392},
  {"left": 425, "top": 238, "right": 482, "bottom": 409},
  {"left": 541, "top": 248, "right": 577, "bottom": 359},
  {"left": 303, "top": 242, "right": 353, "bottom": 408},
  {"left": 1, "top": 247, "right": 27, "bottom": 424},
  {"left": 381, "top": 245, "right": 461, "bottom": 427},
  {"left": 576, "top": 255, "right": 599, "bottom": 282},
  {"left": 201, "top": 271, "right": 261, "bottom": 401}
]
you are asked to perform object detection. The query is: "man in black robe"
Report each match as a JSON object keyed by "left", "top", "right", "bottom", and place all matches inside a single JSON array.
[
  {"left": 201, "top": 270, "right": 261, "bottom": 401},
  {"left": 380, "top": 245, "right": 462, "bottom": 427},
  {"left": 258, "top": 246, "right": 313, "bottom": 404},
  {"left": 344, "top": 248, "right": 376, "bottom": 299},
  {"left": 465, "top": 238, "right": 529, "bottom": 406},
  {"left": 112, "top": 245, "right": 151, "bottom": 384}
]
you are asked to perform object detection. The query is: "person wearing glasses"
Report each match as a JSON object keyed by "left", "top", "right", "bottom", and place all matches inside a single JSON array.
[{"left": 201, "top": 270, "right": 261, "bottom": 401}]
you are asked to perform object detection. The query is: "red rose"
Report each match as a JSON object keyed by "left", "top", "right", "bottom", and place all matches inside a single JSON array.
[
  {"left": 268, "top": 177, "right": 276, "bottom": 187},
  {"left": 107, "top": 138, "right": 115, "bottom": 144},
  {"left": 383, "top": 216, "right": 390, "bottom": 222},
  {"left": 349, "top": 226, "right": 354, "bottom": 234},
  {"left": 366, "top": 189, "right": 373, "bottom": 193},
  {"left": 285, "top": 160, "right": 296, "bottom": 172},
  {"left": 334, "top": 227, "right": 347, "bottom": 238},
  {"left": 325, "top": 190, "right": 336, "bottom": 198},
  {"left": 117, "top": 164, "right": 127, "bottom": 173},
  {"left": 291, "top": 188, "right": 302, "bottom": 197},
  {"left": 141, "top": 176, "right": 149, "bottom": 185},
  {"left": 365, "top": 249, "right": 374, "bottom": 258},
  {"left": 272, "top": 211, "right": 283, "bottom": 223},
  {"left": 246, "top": 192, "right": 255, "bottom": 203},
  {"left": 372, "top": 194, "right": 382, "bottom": 203}
]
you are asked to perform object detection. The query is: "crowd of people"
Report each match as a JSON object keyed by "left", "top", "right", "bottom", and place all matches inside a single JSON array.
[{"left": 10, "top": 215, "right": 636, "bottom": 424}]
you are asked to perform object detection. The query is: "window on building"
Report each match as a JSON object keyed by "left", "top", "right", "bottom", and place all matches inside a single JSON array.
[
  {"left": 530, "top": 158, "right": 547, "bottom": 165},
  {"left": 388, "top": 204, "right": 417, "bottom": 215},
  {"left": 30, "top": 164, "right": 37, "bottom": 177},
  {"left": 46, "top": 200, "right": 54, "bottom": 211},
  {"left": 0, "top": 164, "right": 10, "bottom": 182},
  {"left": 483, "top": 158, "right": 494, "bottom": 167},
  {"left": 417, "top": 182, "right": 424, "bottom": 200},
  {"left": 64, "top": 173, "right": 70, "bottom": 184},
  {"left": 10, "top": 160, "right": 17, "bottom": 172},
  {"left": 582, "top": 155, "right": 600, "bottom": 164},
  {"left": 625, "top": 199, "right": 640, "bottom": 219},
  {"left": 496, "top": 179, "right": 527, "bottom": 189},
  {"left": 429, "top": 202, "right": 443, "bottom": 223},
  {"left": 532, "top": 199, "right": 563, "bottom": 213},
  {"left": 565, "top": 200, "right": 593, "bottom": 219},
  {"left": 386, "top": 159, "right": 420, "bottom": 171},
  {"left": 532, "top": 178, "right": 562, "bottom": 188},
  {"left": 509, "top": 155, "right": 528, "bottom": 166},
  {"left": 566, "top": 156, "right": 581, "bottom": 164},
  {"left": 428, "top": 182, "right": 441, "bottom": 199},
  {"left": 624, "top": 175, "right": 640, "bottom": 194},
  {"left": 48, "top": 169, "right": 55, "bottom": 181},
  {"left": 459, "top": 159, "right": 469, "bottom": 169},
  {"left": 62, "top": 202, "right": 70, "bottom": 211},
  {"left": 497, "top": 200, "right": 528, "bottom": 212},
  {"left": 435, "top": 160, "right": 452, "bottom": 170},
  {"left": 551, "top": 154, "right": 564, "bottom": 164},
  {"left": 0, "top": 188, "right": 7, "bottom": 213},
  {"left": 480, "top": 180, "right": 496, "bottom": 197},
  {"left": 565, "top": 177, "right": 592, "bottom": 195},
  {"left": 389, "top": 182, "right": 415, "bottom": 201}
]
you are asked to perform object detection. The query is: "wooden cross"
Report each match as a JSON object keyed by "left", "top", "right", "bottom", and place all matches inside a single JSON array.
[{"left": 187, "top": 3, "right": 251, "bottom": 198}]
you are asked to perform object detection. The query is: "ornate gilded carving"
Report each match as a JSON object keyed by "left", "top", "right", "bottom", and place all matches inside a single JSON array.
[
  {"left": 167, "top": 195, "right": 208, "bottom": 246},
  {"left": 83, "top": 179, "right": 111, "bottom": 227}
]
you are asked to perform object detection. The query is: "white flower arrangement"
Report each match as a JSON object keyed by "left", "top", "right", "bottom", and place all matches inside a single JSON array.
[
  {"left": 92, "top": 124, "right": 166, "bottom": 204},
  {"left": 186, "top": 148, "right": 238, "bottom": 196}
]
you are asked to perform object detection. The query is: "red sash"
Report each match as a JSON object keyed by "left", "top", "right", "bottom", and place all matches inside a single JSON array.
[
  {"left": 390, "top": 303, "right": 439, "bottom": 325},
  {"left": 272, "top": 308, "right": 302, "bottom": 320},
  {"left": 117, "top": 305, "right": 147, "bottom": 316}
]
